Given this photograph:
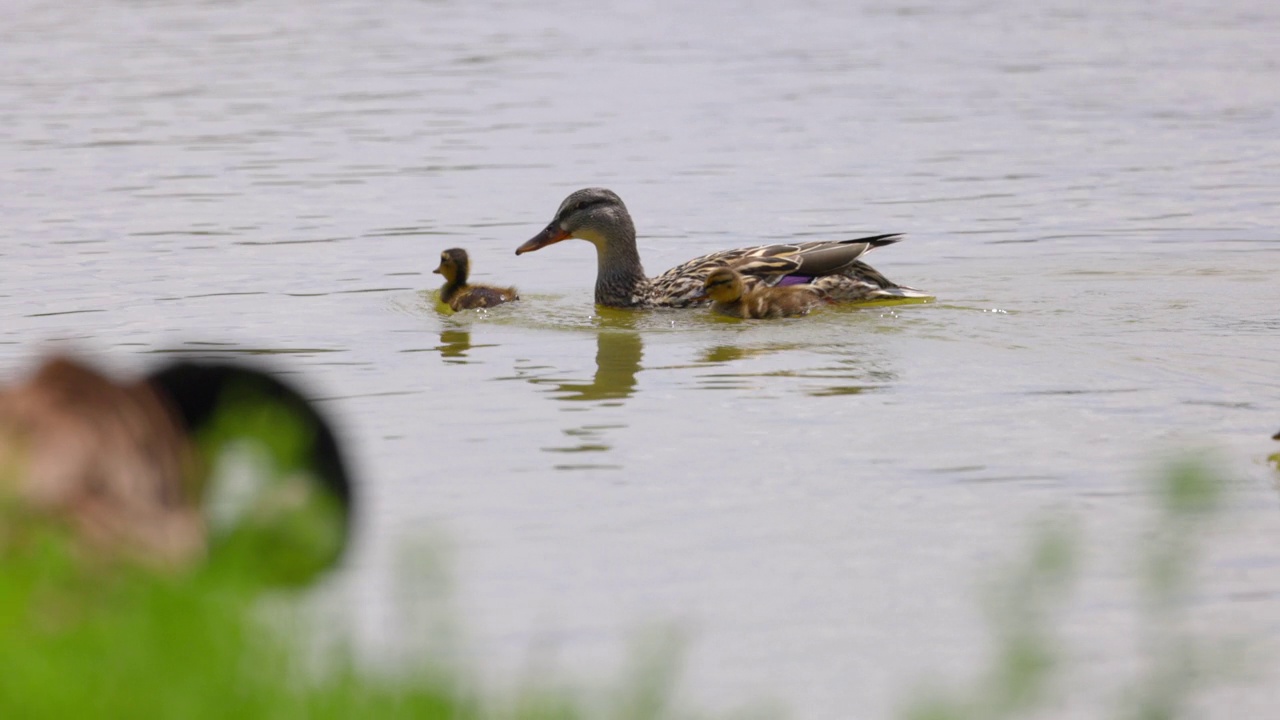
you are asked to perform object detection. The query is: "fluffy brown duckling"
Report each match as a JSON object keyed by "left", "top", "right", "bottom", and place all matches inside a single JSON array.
[
  {"left": 434, "top": 248, "right": 518, "bottom": 311},
  {"left": 700, "top": 267, "right": 828, "bottom": 319},
  {"left": 0, "top": 355, "right": 353, "bottom": 583}
]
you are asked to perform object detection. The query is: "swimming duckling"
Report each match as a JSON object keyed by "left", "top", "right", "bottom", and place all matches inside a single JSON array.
[
  {"left": 701, "top": 267, "right": 828, "bottom": 319},
  {"left": 433, "top": 248, "right": 518, "bottom": 311}
]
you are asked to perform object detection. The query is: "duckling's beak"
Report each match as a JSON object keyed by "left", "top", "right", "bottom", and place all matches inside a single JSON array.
[
  {"left": 432, "top": 266, "right": 443, "bottom": 275},
  {"left": 690, "top": 290, "right": 709, "bottom": 302},
  {"left": 516, "top": 222, "right": 571, "bottom": 255}
]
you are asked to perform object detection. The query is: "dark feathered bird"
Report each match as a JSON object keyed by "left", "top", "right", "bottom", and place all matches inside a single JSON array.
[
  {"left": 0, "top": 355, "right": 353, "bottom": 584},
  {"left": 434, "top": 248, "right": 518, "bottom": 311}
]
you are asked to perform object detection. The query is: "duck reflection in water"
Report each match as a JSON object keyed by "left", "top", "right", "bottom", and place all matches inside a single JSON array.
[
  {"left": 435, "top": 329, "right": 473, "bottom": 362},
  {"left": 521, "top": 320, "right": 644, "bottom": 466},
  {"left": 1271, "top": 429, "right": 1280, "bottom": 472},
  {"left": 580, "top": 330, "right": 642, "bottom": 403},
  {"left": 698, "top": 343, "right": 801, "bottom": 364},
  {"left": 430, "top": 328, "right": 503, "bottom": 364},
  {"left": 695, "top": 339, "right": 898, "bottom": 396},
  {"left": 533, "top": 330, "right": 643, "bottom": 404},
  {"left": 0, "top": 354, "right": 353, "bottom": 585}
]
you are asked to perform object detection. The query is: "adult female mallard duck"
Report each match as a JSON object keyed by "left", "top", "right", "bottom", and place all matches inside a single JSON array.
[
  {"left": 0, "top": 355, "right": 353, "bottom": 584},
  {"left": 515, "top": 187, "right": 928, "bottom": 308},
  {"left": 434, "top": 248, "right": 518, "bottom": 311},
  {"left": 699, "top": 266, "right": 828, "bottom": 319}
]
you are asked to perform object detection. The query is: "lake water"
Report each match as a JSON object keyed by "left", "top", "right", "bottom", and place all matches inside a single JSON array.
[{"left": 3, "top": 0, "right": 1279, "bottom": 716}]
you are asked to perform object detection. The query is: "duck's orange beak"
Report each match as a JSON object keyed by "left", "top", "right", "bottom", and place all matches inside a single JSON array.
[{"left": 516, "top": 223, "right": 570, "bottom": 255}]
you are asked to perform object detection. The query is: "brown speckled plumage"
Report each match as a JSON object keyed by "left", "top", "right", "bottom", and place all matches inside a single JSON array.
[
  {"left": 702, "top": 267, "right": 828, "bottom": 319},
  {"left": 0, "top": 357, "right": 204, "bottom": 567},
  {"left": 515, "top": 188, "right": 929, "bottom": 309}
]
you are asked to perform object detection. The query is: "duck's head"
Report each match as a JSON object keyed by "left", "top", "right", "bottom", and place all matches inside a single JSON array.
[
  {"left": 516, "top": 188, "right": 635, "bottom": 255},
  {"left": 146, "top": 360, "right": 354, "bottom": 586},
  {"left": 702, "top": 267, "right": 745, "bottom": 303},
  {"left": 433, "top": 248, "right": 469, "bottom": 283}
]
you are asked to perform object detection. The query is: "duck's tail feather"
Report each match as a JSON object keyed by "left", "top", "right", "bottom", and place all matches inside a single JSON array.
[
  {"left": 870, "top": 285, "right": 934, "bottom": 300},
  {"left": 855, "top": 233, "right": 905, "bottom": 248}
]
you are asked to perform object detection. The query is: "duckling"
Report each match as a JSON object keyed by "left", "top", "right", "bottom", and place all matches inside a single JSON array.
[
  {"left": 701, "top": 266, "right": 828, "bottom": 319},
  {"left": 0, "top": 355, "right": 353, "bottom": 584},
  {"left": 434, "top": 248, "right": 518, "bottom": 311},
  {"left": 0, "top": 357, "right": 203, "bottom": 568}
]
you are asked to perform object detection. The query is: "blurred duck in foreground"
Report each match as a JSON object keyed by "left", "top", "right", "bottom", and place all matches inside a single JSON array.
[
  {"left": 0, "top": 355, "right": 352, "bottom": 585},
  {"left": 434, "top": 247, "right": 518, "bottom": 311},
  {"left": 699, "top": 266, "right": 828, "bottom": 319}
]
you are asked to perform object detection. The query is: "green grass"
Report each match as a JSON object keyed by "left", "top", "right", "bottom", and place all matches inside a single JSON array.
[
  {"left": 1, "top": 454, "right": 1260, "bottom": 719},
  {"left": 0, "top": 526, "right": 697, "bottom": 720},
  {"left": 0, "top": 389, "right": 707, "bottom": 720},
  {"left": 901, "top": 456, "right": 1239, "bottom": 720}
]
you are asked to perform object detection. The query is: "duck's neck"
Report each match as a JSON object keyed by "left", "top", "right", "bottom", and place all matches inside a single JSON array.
[
  {"left": 591, "top": 221, "right": 649, "bottom": 307},
  {"left": 441, "top": 270, "right": 467, "bottom": 303}
]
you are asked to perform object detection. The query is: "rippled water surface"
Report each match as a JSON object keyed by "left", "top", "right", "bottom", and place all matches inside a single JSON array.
[{"left": 3, "top": 0, "right": 1279, "bottom": 716}]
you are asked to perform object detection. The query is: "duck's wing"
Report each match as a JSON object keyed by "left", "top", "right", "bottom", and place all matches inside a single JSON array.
[
  {"left": 812, "top": 260, "right": 933, "bottom": 301},
  {"left": 731, "top": 234, "right": 903, "bottom": 278},
  {"left": 648, "top": 249, "right": 762, "bottom": 306},
  {"left": 452, "top": 285, "right": 518, "bottom": 310},
  {"left": 776, "top": 234, "right": 902, "bottom": 276},
  {"left": 649, "top": 234, "right": 903, "bottom": 307}
]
